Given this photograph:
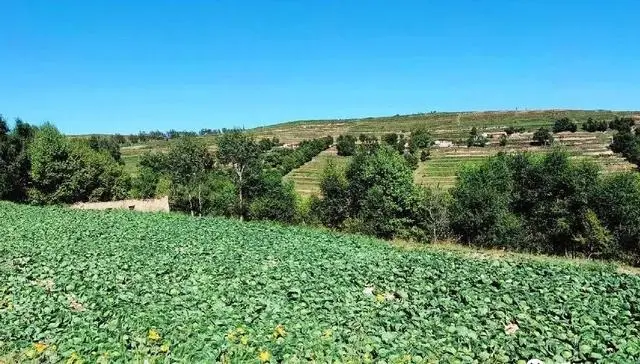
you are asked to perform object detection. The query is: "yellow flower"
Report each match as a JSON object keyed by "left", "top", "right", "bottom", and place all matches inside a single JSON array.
[
  {"left": 240, "top": 336, "right": 249, "bottom": 345},
  {"left": 65, "top": 352, "right": 81, "bottom": 364},
  {"left": 322, "top": 329, "right": 333, "bottom": 339},
  {"left": 148, "top": 329, "right": 161, "bottom": 341},
  {"left": 34, "top": 342, "right": 48, "bottom": 353},
  {"left": 375, "top": 293, "right": 385, "bottom": 303},
  {"left": 273, "top": 324, "right": 286, "bottom": 338},
  {"left": 258, "top": 350, "right": 271, "bottom": 362},
  {"left": 160, "top": 343, "right": 170, "bottom": 353},
  {"left": 226, "top": 331, "right": 237, "bottom": 342}
]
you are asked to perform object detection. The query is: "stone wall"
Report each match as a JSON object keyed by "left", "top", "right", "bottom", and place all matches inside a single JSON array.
[{"left": 71, "top": 196, "right": 169, "bottom": 212}]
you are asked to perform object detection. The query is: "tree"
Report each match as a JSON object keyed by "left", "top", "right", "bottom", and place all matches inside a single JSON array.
[
  {"left": 316, "top": 160, "right": 350, "bottom": 228},
  {"left": 345, "top": 145, "right": 415, "bottom": 238},
  {"left": 466, "top": 127, "right": 488, "bottom": 147},
  {"left": 609, "top": 117, "right": 634, "bottom": 132},
  {"left": 29, "top": 124, "right": 128, "bottom": 204},
  {"left": 582, "top": 117, "right": 608, "bottom": 132},
  {"left": 166, "top": 137, "right": 213, "bottom": 216},
  {"left": 217, "top": 130, "right": 261, "bottom": 218},
  {"left": 410, "top": 187, "right": 451, "bottom": 242},
  {"left": 409, "top": 127, "right": 434, "bottom": 151},
  {"left": 610, "top": 130, "right": 640, "bottom": 166},
  {"left": 553, "top": 117, "right": 578, "bottom": 133},
  {"left": 336, "top": 135, "right": 357, "bottom": 156},
  {"left": 382, "top": 133, "right": 398, "bottom": 147},
  {"left": 532, "top": 127, "right": 554, "bottom": 146},
  {"left": 0, "top": 117, "right": 35, "bottom": 202}
]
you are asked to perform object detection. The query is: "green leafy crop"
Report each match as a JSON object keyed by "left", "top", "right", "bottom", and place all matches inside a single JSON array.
[{"left": 1, "top": 202, "right": 639, "bottom": 362}]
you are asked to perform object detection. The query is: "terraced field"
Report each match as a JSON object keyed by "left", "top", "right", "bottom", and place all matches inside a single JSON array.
[
  {"left": 285, "top": 130, "right": 636, "bottom": 194},
  {"left": 117, "top": 110, "right": 638, "bottom": 194}
]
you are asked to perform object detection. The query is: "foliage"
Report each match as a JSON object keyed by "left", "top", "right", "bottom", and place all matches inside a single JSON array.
[
  {"left": 499, "top": 134, "right": 508, "bottom": 146},
  {"left": 166, "top": 137, "right": 214, "bottom": 216},
  {"left": 345, "top": 146, "right": 415, "bottom": 239},
  {"left": 531, "top": 127, "right": 554, "bottom": 146},
  {"left": 466, "top": 127, "right": 488, "bottom": 147},
  {"left": 450, "top": 150, "right": 640, "bottom": 263},
  {"left": 336, "top": 135, "right": 357, "bottom": 156},
  {"left": 0, "top": 117, "right": 35, "bottom": 202},
  {"left": 88, "top": 135, "right": 122, "bottom": 163},
  {"left": 553, "top": 117, "right": 578, "bottom": 133},
  {"left": 264, "top": 136, "right": 332, "bottom": 175},
  {"left": 610, "top": 130, "right": 640, "bottom": 167},
  {"left": 504, "top": 126, "right": 526, "bottom": 135},
  {"left": 409, "top": 187, "right": 451, "bottom": 242},
  {"left": 408, "top": 127, "right": 434, "bottom": 151},
  {"left": 217, "top": 130, "right": 261, "bottom": 215},
  {"left": 1, "top": 202, "right": 640, "bottom": 362},
  {"left": 582, "top": 117, "right": 608, "bottom": 132},
  {"left": 609, "top": 116, "right": 635, "bottom": 132},
  {"left": 28, "top": 124, "right": 128, "bottom": 204},
  {"left": 381, "top": 133, "right": 398, "bottom": 146},
  {"left": 315, "top": 160, "right": 350, "bottom": 228}
]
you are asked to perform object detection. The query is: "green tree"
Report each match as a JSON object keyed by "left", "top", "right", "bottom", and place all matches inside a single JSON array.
[
  {"left": 217, "top": 130, "right": 261, "bottom": 218},
  {"left": 345, "top": 145, "right": 415, "bottom": 238},
  {"left": 553, "top": 117, "right": 577, "bottom": 133},
  {"left": 336, "top": 134, "right": 357, "bottom": 156},
  {"left": 466, "top": 127, "right": 488, "bottom": 147},
  {"left": 316, "top": 160, "right": 350, "bottom": 228},
  {"left": 166, "top": 137, "right": 213, "bottom": 216},
  {"left": 532, "top": 127, "right": 554, "bottom": 146},
  {"left": 382, "top": 133, "right": 398, "bottom": 147},
  {"left": 409, "top": 127, "right": 434, "bottom": 151},
  {"left": 29, "top": 124, "right": 128, "bottom": 204}
]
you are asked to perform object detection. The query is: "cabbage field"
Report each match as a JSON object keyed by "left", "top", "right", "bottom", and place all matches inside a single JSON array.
[{"left": 1, "top": 202, "right": 640, "bottom": 363}]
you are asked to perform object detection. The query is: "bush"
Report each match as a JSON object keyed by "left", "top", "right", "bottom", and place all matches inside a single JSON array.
[
  {"left": 609, "top": 116, "right": 634, "bottom": 132},
  {"left": 466, "top": 127, "right": 488, "bottom": 147},
  {"left": 553, "top": 117, "right": 578, "bottom": 133},
  {"left": 499, "top": 134, "right": 508, "bottom": 146},
  {"left": 449, "top": 150, "right": 640, "bottom": 263},
  {"left": 531, "top": 127, "right": 554, "bottom": 146},
  {"left": 409, "top": 187, "right": 451, "bottom": 242},
  {"left": 582, "top": 117, "right": 608, "bottom": 132},
  {"left": 504, "top": 126, "right": 526, "bottom": 135},
  {"left": 316, "top": 160, "right": 350, "bottom": 228},
  {"left": 345, "top": 146, "right": 415, "bottom": 239},
  {"left": 610, "top": 130, "right": 640, "bottom": 166},
  {"left": 336, "top": 135, "right": 357, "bottom": 156}
]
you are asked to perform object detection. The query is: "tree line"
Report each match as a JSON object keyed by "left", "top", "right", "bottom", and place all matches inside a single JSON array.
[{"left": 2, "top": 113, "right": 639, "bottom": 265}]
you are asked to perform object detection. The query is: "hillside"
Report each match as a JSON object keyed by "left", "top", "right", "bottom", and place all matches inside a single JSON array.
[
  {"left": 1, "top": 202, "right": 640, "bottom": 362},
  {"left": 120, "top": 110, "right": 638, "bottom": 194}
]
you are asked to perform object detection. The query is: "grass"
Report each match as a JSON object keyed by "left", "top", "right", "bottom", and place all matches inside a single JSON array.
[{"left": 1, "top": 202, "right": 640, "bottom": 362}]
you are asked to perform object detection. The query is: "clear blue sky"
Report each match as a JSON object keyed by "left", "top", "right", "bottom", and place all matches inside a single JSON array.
[{"left": 1, "top": 0, "right": 639, "bottom": 134}]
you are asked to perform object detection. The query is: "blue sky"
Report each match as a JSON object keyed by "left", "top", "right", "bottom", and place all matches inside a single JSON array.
[{"left": 1, "top": 0, "right": 639, "bottom": 134}]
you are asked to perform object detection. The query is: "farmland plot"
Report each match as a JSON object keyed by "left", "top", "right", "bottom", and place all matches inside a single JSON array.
[{"left": 1, "top": 202, "right": 639, "bottom": 362}]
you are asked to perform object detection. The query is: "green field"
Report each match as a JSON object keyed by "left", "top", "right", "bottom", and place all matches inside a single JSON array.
[{"left": 1, "top": 202, "right": 640, "bottom": 362}]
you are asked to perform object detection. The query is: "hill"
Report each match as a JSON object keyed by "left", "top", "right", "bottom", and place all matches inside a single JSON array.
[
  {"left": 116, "top": 109, "right": 638, "bottom": 195},
  {"left": 1, "top": 202, "right": 639, "bottom": 362}
]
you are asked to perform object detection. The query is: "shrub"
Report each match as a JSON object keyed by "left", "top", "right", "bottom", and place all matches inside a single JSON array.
[
  {"left": 553, "top": 117, "right": 578, "bottom": 133},
  {"left": 499, "top": 134, "right": 508, "bottom": 146},
  {"left": 336, "top": 135, "right": 357, "bottom": 156},
  {"left": 409, "top": 187, "right": 451, "bottom": 242},
  {"left": 582, "top": 117, "right": 608, "bottom": 132},
  {"left": 531, "top": 127, "right": 554, "bottom": 146},
  {"left": 466, "top": 127, "right": 488, "bottom": 147},
  {"left": 609, "top": 116, "right": 634, "bottom": 132},
  {"left": 504, "top": 126, "right": 526, "bottom": 135}
]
